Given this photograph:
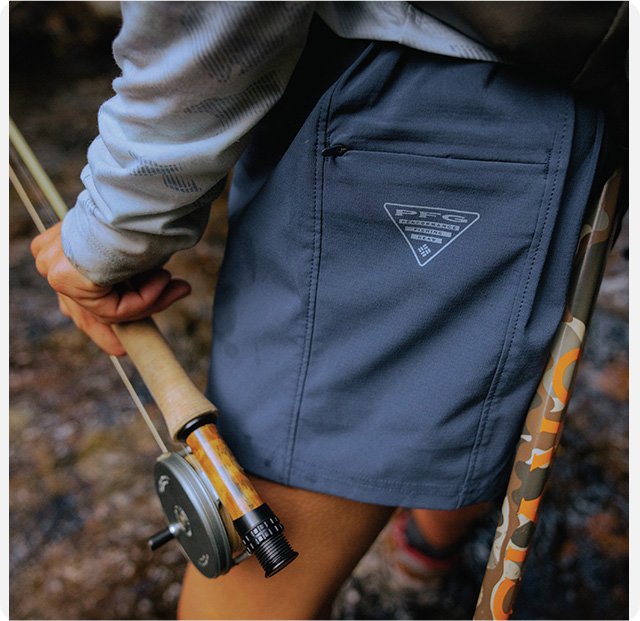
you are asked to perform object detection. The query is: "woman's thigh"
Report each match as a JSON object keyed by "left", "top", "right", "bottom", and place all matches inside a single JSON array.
[{"left": 177, "top": 474, "right": 394, "bottom": 620}]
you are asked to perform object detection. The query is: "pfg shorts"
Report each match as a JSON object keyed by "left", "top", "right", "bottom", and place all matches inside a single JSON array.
[{"left": 206, "top": 25, "right": 605, "bottom": 509}]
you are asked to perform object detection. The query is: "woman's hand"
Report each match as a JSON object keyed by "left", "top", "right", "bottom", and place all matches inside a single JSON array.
[{"left": 31, "top": 222, "right": 191, "bottom": 356}]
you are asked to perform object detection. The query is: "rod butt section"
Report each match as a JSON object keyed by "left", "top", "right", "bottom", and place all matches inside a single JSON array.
[{"left": 233, "top": 504, "right": 298, "bottom": 578}]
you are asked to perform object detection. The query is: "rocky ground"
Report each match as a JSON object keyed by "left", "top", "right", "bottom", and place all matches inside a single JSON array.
[{"left": 9, "top": 4, "right": 629, "bottom": 620}]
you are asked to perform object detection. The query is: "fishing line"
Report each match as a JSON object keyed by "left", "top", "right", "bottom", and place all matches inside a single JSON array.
[
  {"left": 8, "top": 163, "right": 46, "bottom": 234},
  {"left": 9, "top": 117, "right": 68, "bottom": 220},
  {"left": 9, "top": 117, "right": 168, "bottom": 455},
  {"left": 9, "top": 142, "right": 60, "bottom": 230}
]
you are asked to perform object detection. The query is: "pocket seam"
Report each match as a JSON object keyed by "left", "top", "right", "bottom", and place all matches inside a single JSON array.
[{"left": 327, "top": 146, "right": 549, "bottom": 168}]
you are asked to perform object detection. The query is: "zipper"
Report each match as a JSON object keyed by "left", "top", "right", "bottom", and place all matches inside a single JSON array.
[{"left": 321, "top": 144, "right": 348, "bottom": 157}]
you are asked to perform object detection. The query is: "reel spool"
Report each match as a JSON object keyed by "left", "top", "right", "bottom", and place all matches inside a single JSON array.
[{"left": 147, "top": 451, "right": 250, "bottom": 578}]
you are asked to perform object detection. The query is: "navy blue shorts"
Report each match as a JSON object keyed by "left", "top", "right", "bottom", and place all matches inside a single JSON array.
[{"left": 207, "top": 29, "right": 605, "bottom": 509}]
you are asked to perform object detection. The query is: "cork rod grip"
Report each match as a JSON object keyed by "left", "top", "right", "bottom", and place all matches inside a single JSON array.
[{"left": 112, "top": 318, "right": 217, "bottom": 440}]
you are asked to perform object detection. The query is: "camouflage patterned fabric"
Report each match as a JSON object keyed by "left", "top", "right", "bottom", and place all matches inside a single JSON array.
[{"left": 474, "top": 166, "right": 624, "bottom": 620}]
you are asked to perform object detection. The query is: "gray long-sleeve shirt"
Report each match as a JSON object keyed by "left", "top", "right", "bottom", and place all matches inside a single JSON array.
[{"left": 61, "top": 1, "right": 497, "bottom": 285}]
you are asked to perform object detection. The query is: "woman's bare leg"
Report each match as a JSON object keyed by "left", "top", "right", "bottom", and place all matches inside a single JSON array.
[
  {"left": 177, "top": 474, "right": 394, "bottom": 620},
  {"left": 409, "top": 502, "right": 489, "bottom": 551}
]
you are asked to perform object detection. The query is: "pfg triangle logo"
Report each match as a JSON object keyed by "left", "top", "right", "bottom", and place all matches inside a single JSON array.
[{"left": 384, "top": 203, "right": 480, "bottom": 266}]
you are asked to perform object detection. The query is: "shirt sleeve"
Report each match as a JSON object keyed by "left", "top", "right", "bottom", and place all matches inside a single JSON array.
[{"left": 61, "top": 1, "right": 315, "bottom": 285}]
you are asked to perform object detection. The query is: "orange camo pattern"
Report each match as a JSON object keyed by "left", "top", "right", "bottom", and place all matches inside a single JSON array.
[
  {"left": 552, "top": 348, "right": 580, "bottom": 405},
  {"left": 186, "top": 424, "right": 262, "bottom": 521},
  {"left": 474, "top": 168, "right": 623, "bottom": 620}
]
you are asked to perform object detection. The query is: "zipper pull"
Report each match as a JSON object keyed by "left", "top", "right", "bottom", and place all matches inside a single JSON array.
[{"left": 321, "top": 144, "right": 348, "bottom": 157}]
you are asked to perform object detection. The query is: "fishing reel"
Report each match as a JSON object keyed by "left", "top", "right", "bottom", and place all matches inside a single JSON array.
[
  {"left": 141, "top": 415, "right": 298, "bottom": 580},
  {"left": 103, "top": 315, "right": 300, "bottom": 581},
  {"left": 147, "top": 449, "right": 249, "bottom": 578}
]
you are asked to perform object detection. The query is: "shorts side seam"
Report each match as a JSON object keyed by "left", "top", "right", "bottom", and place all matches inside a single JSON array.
[
  {"left": 457, "top": 94, "right": 572, "bottom": 507},
  {"left": 282, "top": 91, "right": 332, "bottom": 483},
  {"left": 283, "top": 44, "right": 376, "bottom": 482}
]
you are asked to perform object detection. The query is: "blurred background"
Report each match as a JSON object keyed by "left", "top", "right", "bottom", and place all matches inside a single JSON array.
[{"left": 9, "top": 3, "right": 629, "bottom": 619}]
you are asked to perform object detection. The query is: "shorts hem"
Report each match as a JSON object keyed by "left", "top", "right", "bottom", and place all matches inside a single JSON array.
[{"left": 241, "top": 453, "right": 507, "bottom": 511}]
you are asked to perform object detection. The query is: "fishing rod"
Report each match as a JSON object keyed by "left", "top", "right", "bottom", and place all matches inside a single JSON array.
[
  {"left": 10, "top": 96, "right": 624, "bottom": 617},
  {"left": 474, "top": 158, "right": 626, "bottom": 619},
  {"left": 9, "top": 116, "right": 298, "bottom": 580}
]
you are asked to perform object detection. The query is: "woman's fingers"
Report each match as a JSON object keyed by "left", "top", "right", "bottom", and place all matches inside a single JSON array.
[
  {"left": 77, "top": 270, "right": 192, "bottom": 323},
  {"left": 58, "top": 295, "right": 127, "bottom": 356},
  {"left": 32, "top": 222, "right": 192, "bottom": 349}
]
